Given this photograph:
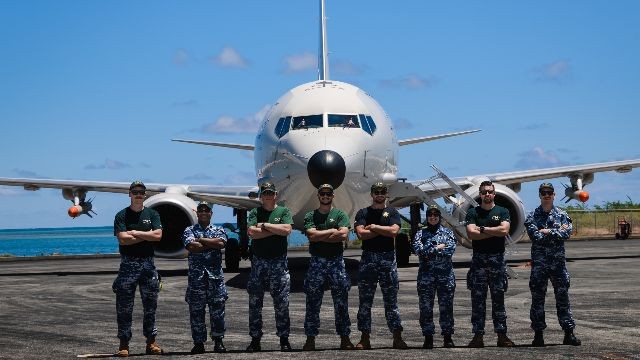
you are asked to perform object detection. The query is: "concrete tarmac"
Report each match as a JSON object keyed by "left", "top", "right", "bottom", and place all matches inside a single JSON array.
[{"left": 1, "top": 239, "right": 639, "bottom": 359}]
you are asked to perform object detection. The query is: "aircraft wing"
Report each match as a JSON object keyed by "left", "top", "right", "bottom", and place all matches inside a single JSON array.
[
  {"left": 412, "top": 159, "right": 640, "bottom": 197},
  {"left": 388, "top": 159, "right": 640, "bottom": 208},
  {"left": 0, "top": 178, "right": 260, "bottom": 209}
]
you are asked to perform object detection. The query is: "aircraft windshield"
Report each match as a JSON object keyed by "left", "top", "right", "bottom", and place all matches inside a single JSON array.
[
  {"left": 292, "top": 114, "right": 323, "bottom": 130},
  {"left": 358, "top": 114, "right": 376, "bottom": 135},
  {"left": 328, "top": 114, "right": 360, "bottom": 128},
  {"left": 274, "top": 116, "right": 292, "bottom": 138}
]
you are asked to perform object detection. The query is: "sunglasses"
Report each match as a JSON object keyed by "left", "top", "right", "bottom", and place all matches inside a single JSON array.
[
  {"left": 427, "top": 213, "right": 440, "bottom": 217},
  {"left": 130, "top": 190, "right": 146, "bottom": 195},
  {"left": 261, "top": 191, "right": 275, "bottom": 196},
  {"left": 540, "top": 191, "right": 554, "bottom": 196},
  {"left": 373, "top": 190, "right": 387, "bottom": 195},
  {"left": 318, "top": 192, "right": 334, "bottom": 197},
  {"left": 480, "top": 189, "right": 495, "bottom": 195}
]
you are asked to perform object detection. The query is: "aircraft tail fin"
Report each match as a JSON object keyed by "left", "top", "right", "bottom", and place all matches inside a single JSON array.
[
  {"left": 398, "top": 129, "right": 481, "bottom": 146},
  {"left": 318, "top": 0, "right": 329, "bottom": 81},
  {"left": 171, "top": 139, "right": 255, "bottom": 151}
]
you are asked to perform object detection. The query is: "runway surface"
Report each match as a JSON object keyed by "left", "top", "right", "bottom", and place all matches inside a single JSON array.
[{"left": 1, "top": 239, "right": 639, "bottom": 359}]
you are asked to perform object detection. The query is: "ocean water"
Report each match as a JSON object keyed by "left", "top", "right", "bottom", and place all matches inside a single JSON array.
[{"left": 0, "top": 225, "right": 310, "bottom": 257}]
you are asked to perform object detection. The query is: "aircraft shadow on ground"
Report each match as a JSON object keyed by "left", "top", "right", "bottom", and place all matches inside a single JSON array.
[{"left": 225, "top": 257, "right": 361, "bottom": 292}]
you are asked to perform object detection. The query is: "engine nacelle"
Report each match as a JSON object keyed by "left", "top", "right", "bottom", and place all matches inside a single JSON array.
[
  {"left": 144, "top": 193, "right": 198, "bottom": 257},
  {"left": 452, "top": 183, "right": 526, "bottom": 248}
]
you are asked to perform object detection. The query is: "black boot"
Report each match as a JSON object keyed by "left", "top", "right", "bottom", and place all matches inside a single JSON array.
[
  {"left": 213, "top": 337, "right": 226, "bottom": 353},
  {"left": 532, "top": 331, "right": 544, "bottom": 347},
  {"left": 246, "top": 337, "right": 261, "bottom": 352},
  {"left": 422, "top": 334, "right": 433, "bottom": 349},
  {"left": 563, "top": 330, "right": 581, "bottom": 346},
  {"left": 468, "top": 333, "right": 484, "bottom": 348},
  {"left": 280, "top": 336, "right": 292, "bottom": 352},
  {"left": 190, "top": 342, "right": 205, "bottom": 355},
  {"left": 443, "top": 334, "right": 455, "bottom": 348}
]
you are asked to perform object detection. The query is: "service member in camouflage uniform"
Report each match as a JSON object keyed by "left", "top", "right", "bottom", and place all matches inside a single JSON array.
[
  {"left": 302, "top": 184, "right": 354, "bottom": 351},
  {"left": 412, "top": 205, "right": 457, "bottom": 349},
  {"left": 112, "top": 181, "right": 163, "bottom": 357},
  {"left": 524, "top": 183, "right": 581, "bottom": 347},
  {"left": 464, "top": 180, "right": 515, "bottom": 348},
  {"left": 245, "top": 182, "right": 294, "bottom": 352},
  {"left": 353, "top": 182, "right": 408, "bottom": 350},
  {"left": 183, "top": 202, "right": 229, "bottom": 354}
]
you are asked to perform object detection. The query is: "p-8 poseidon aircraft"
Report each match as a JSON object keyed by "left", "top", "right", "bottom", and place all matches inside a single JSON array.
[{"left": 1, "top": 0, "right": 639, "bottom": 270}]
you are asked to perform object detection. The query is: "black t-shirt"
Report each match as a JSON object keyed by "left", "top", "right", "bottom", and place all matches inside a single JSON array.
[
  {"left": 465, "top": 205, "right": 510, "bottom": 254},
  {"left": 354, "top": 206, "right": 401, "bottom": 252},
  {"left": 114, "top": 207, "right": 162, "bottom": 258},
  {"left": 304, "top": 208, "right": 350, "bottom": 258}
]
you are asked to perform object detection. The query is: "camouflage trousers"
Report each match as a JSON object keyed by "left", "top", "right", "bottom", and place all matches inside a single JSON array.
[
  {"left": 185, "top": 274, "right": 228, "bottom": 342},
  {"left": 529, "top": 259, "right": 575, "bottom": 331},
  {"left": 357, "top": 250, "right": 403, "bottom": 333},
  {"left": 112, "top": 256, "right": 160, "bottom": 342},
  {"left": 303, "top": 255, "right": 352, "bottom": 336},
  {"left": 247, "top": 255, "right": 290, "bottom": 338},
  {"left": 417, "top": 262, "right": 456, "bottom": 335},
  {"left": 467, "top": 253, "right": 508, "bottom": 334}
]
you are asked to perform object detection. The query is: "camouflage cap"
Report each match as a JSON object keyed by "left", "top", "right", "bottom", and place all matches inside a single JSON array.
[
  {"left": 129, "top": 180, "right": 146, "bottom": 190},
  {"left": 539, "top": 182, "right": 554, "bottom": 192},
  {"left": 196, "top": 201, "right": 212, "bottom": 211},
  {"left": 259, "top": 182, "right": 277, "bottom": 195},
  {"left": 317, "top": 183, "right": 334, "bottom": 192},
  {"left": 426, "top": 204, "right": 441, "bottom": 215},
  {"left": 370, "top": 182, "right": 387, "bottom": 192}
]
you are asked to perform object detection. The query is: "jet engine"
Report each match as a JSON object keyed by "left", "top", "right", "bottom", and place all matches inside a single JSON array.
[
  {"left": 144, "top": 193, "right": 198, "bottom": 257},
  {"left": 452, "top": 182, "right": 526, "bottom": 248}
]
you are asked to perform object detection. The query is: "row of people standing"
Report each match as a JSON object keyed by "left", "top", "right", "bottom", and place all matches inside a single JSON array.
[{"left": 111, "top": 179, "right": 581, "bottom": 356}]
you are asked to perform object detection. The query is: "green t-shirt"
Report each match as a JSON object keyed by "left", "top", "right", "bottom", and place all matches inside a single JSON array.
[
  {"left": 465, "top": 205, "right": 510, "bottom": 254},
  {"left": 114, "top": 207, "right": 162, "bottom": 258},
  {"left": 304, "top": 207, "right": 350, "bottom": 258},
  {"left": 248, "top": 205, "right": 293, "bottom": 259}
]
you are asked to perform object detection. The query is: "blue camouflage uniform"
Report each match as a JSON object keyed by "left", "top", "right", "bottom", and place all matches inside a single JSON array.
[
  {"left": 247, "top": 205, "right": 293, "bottom": 339},
  {"left": 525, "top": 205, "right": 576, "bottom": 332},
  {"left": 412, "top": 224, "right": 457, "bottom": 336},
  {"left": 465, "top": 205, "right": 510, "bottom": 335},
  {"left": 303, "top": 208, "right": 352, "bottom": 337},
  {"left": 112, "top": 207, "right": 162, "bottom": 343},
  {"left": 183, "top": 223, "right": 229, "bottom": 343},
  {"left": 355, "top": 206, "right": 403, "bottom": 333}
]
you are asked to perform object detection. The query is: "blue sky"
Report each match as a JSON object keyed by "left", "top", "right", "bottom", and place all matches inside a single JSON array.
[{"left": 1, "top": 1, "right": 639, "bottom": 229}]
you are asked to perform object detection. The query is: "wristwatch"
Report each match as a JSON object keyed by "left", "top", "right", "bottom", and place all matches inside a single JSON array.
[
  {"left": 261, "top": 223, "right": 266, "bottom": 230},
  {"left": 479, "top": 226, "right": 485, "bottom": 234}
]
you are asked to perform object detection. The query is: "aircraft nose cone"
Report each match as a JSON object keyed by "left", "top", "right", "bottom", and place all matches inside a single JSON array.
[{"left": 307, "top": 150, "right": 346, "bottom": 189}]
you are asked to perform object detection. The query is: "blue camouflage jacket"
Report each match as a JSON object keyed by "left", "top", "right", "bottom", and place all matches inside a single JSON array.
[
  {"left": 524, "top": 205, "right": 572, "bottom": 260},
  {"left": 183, "top": 223, "right": 228, "bottom": 280},
  {"left": 412, "top": 224, "right": 457, "bottom": 266}
]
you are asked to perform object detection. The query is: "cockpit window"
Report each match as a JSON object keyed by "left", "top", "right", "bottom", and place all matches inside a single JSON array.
[
  {"left": 328, "top": 114, "right": 360, "bottom": 128},
  {"left": 274, "top": 116, "right": 292, "bottom": 138},
  {"left": 357, "top": 114, "right": 376, "bottom": 135},
  {"left": 292, "top": 114, "right": 323, "bottom": 130}
]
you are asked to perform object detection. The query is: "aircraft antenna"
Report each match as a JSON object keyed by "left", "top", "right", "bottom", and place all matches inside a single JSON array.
[{"left": 318, "top": 0, "right": 330, "bottom": 81}]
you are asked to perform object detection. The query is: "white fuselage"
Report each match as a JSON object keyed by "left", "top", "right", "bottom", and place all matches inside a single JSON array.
[{"left": 254, "top": 80, "right": 398, "bottom": 228}]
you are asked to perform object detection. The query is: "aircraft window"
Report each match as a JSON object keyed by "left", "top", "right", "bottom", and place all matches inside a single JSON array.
[
  {"left": 328, "top": 114, "right": 360, "bottom": 128},
  {"left": 359, "top": 114, "right": 372, "bottom": 135},
  {"left": 281, "top": 116, "right": 292, "bottom": 136},
  {"left": 274, "top": 117, "right": 286, "bottom": 138},
  {"left": 292, "top": 114, "right": 323, "bottom": 129},
  {"left": 274, "top": 116, "right": 292, "bottom": 138},
  {"left": 366, "top": 115, "right": 377, "bottom": 134}
]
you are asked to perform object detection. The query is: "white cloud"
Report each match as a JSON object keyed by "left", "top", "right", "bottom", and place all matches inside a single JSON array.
[
  {"left": 13, "top": 168, "right": 49, "bottom": 178},
  {"left": 514, "top": 147, "right": 568, "bottom": 169},
  {"left": 0, "top": 186, "right": 23, "bottom": 196},
  {"left": 213, "top": 46, "right": 248, "bottom": 68},
  {"left": 85, "top": 159, "right": 132, "bottom": 170},
  {"left": 200, "top": 105, "right": 271, "bottom": 134},
  {"left": 333, "top": 59, "right": 366, "bottom": 76},
  {"left": 173, "top": 49, "right": 190, "bottom": 66},
  {"left": 393, "top": 118, "right": 414, "bottom": 129},
  {"left": 534, "top": 60, "right": 571, "bottom": 82},
  {"left": 380, "top": 74, "right": 436, "bottom": 90},
  {"left": 283, "top": 52, "right": 316, "bottom": 73}
]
